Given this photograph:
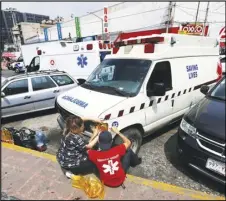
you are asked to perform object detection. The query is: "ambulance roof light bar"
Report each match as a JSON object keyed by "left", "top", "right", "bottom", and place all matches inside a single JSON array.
[{"left": 114, "top": 36, "right": 165, "bottom": 48}]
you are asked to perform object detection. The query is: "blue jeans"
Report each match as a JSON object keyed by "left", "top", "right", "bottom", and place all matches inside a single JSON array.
[{"left": 121, "top": 148, "right": 140, "bottom": 173}]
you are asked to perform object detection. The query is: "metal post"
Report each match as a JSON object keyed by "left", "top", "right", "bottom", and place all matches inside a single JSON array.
[
  {"left": 166, "top": 1, "right": 172, "bottom": 33},
  {"left": 203, "top": 2, "right": 210, "bottom": 36},
  {"left": 87, "top": 12, "right": 104, "bottom": 40},
  {"left": 195, "top": 2, "right": 200, "bottom": 25}
]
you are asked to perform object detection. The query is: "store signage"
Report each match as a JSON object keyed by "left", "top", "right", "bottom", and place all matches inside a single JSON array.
[
  {"left": 179, "top": 23, "right": 208, "bottom": 36},
  {"left": 75, "top": 17, "right": 81, "bottom": 38},
  {"left": 103, "top": 7, "right": 110, "bottom": 40}
]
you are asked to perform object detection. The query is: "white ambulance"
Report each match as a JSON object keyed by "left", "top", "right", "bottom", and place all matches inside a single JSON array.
[
  {"left": 56, "top": 33, "right": 222, "bottom": 153},
  {"left": 25, "top": 40, "right": 112, "bottom": 82}
]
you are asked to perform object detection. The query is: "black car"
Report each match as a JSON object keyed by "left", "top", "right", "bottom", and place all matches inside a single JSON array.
[{"left": 177, "top": 76, "right": 225, "bottom": 184}]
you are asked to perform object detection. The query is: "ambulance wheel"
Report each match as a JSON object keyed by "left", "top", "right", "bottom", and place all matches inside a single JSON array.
[
  {"left": 113, "top": 128, "right": 142, "bottom": 154},
  {"left": 15, "top": 68, "right": 19, "bottom": 73}
]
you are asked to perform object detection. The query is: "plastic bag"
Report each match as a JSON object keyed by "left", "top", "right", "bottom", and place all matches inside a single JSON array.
[
  {"left": 71, "top": 175, "right": 105, "bottom": 199},
  {"left": 1, "top": 128, "right": 14, "bottom": 144}
]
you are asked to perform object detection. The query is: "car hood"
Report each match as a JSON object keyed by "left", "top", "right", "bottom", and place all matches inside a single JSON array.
[
  {"left": 186, "top": 97, "right": 225, "bottom": 141},
  {"left": 57, "top": 86, "right": 127, "bottom": 118}
]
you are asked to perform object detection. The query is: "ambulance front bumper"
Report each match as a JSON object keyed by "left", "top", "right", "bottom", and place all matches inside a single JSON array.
[{"left": 57, "top": 115, "right": 65, "bottom": 130}]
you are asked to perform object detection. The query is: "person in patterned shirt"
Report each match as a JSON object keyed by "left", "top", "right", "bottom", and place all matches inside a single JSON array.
[{"left": 57, "top": 115, "right": 101, "bottom": 175}]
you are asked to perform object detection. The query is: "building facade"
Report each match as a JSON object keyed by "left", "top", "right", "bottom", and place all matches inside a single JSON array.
[{"left": 1, "top": 9, "right": 49, "bottom": 47}]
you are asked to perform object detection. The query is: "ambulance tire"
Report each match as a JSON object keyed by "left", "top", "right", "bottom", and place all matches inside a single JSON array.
[{"left": 113, "top": 128, "right": 142, "bottom": 154}]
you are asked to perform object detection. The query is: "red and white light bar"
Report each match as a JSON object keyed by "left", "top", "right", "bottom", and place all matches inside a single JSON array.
[
  {"left": 99, "top": 41, "right": 114, "bottom": 49},
  {"left": 114, "top": 36, "right": 165, "bottom": 48}
]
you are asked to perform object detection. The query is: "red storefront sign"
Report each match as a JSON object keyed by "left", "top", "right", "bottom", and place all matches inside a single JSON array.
[{"left": 179, "top": 23, "right": 209, "bottom": 36}]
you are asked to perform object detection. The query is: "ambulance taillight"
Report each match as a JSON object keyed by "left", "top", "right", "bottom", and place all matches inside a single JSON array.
[
  {"left": 99, "top": 42, "right": 103, "bottom": 49},
  {"left": 87, "top": 44, "right": 93, "bottom": 50},
  {"left": 144, "top": 44, "right": 155, "bottom": 53},
  {"left": 37, "top": 50, "right": 42, "bottom": 55},
  {"left": 217, "top": 62, "right": 223, "bottom": 81}
]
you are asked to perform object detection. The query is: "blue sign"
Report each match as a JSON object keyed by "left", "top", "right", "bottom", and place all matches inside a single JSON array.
[
  {"left": 112, "top": 121, "right": 119, "bottom": 127},
  {"left": 62, "top": 95, "right": 88, "bottom": 108},
  {"left": 186, "top": 64, "right": 198, "bottom": 79},
  {"left": 77, "top": 54, "right": 88, "bottom": 68},
  {"left": 57, "top": 23, "right": 62, "bottom": 40},
  {"left": 44, "top": 28, "right": 49, "bottom": 41}
]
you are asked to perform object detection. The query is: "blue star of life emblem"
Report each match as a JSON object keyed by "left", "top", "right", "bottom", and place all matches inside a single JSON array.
[{"left": 77, "top": 54, "right": 88, "bottom": 68}]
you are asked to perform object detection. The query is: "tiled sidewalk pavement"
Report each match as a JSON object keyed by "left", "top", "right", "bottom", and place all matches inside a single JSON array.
[{"left": 2, "top": 143, "right": 225, "bottom": 200}]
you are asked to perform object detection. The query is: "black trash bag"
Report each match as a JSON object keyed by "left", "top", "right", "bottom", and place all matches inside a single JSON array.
[
  {"left": 18, "top": 127, "right": 37, "bottom": 149},
  {"left": 3, "top": 127, "right": 47, "bottom": 152}
]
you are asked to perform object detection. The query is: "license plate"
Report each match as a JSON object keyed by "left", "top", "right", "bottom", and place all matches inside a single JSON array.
[{"left": 206, "top": 158, "right": 226, "bottom": 176}]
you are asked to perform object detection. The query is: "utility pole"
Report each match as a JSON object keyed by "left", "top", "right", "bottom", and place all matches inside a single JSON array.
[
  {"left": 166, "top": 1, "right": 173, "bottom": 33},
  {"left": 87, "top": 12, "right": 104, "bottom": 40},
  {"left": 203, "top": 2, "right": 210, "bottom": 36},
  {"left": 195, "top": 2, "right": 200, "bottom": 25}
]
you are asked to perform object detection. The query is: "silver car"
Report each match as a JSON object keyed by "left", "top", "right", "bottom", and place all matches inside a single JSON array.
[{"left": 1, "top": 70, "right": 78, "bottom": 118}]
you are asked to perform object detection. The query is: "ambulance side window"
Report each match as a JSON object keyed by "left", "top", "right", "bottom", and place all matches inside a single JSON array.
[{"left": 147, "top": 61, "right": 172, "bottom": 91}]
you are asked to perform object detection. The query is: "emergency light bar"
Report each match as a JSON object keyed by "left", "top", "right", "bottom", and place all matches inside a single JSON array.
[
  {"left": 99, "top": 41, "right": 114, "bottom": 49},
  {"left": 114, "top": 36, "right": 165, "bottom": 48}
]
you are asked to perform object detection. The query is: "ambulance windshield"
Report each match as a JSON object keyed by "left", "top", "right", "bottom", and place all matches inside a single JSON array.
[{"left": 83, "top": 59, "right": 151, "bottom": 97}]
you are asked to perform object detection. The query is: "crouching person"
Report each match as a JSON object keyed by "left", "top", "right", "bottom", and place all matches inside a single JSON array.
[
  {"left": 87, "top": 127, "right": 141, "bottom": 187},
  {"left": 56, "top": 115, "right": 101, "bottom": 176}
]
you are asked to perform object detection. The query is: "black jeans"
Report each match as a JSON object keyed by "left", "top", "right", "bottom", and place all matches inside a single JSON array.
[
  {"left": 121, "top": 148, "right": 140, "bottom": 173},
  {"left": 64, "top": 159, "right": 98, "bottom": 175}
]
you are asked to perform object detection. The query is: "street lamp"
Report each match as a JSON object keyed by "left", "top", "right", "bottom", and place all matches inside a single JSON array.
[{"left": 87, "top": 12, "right": 104, "bottom": 40}]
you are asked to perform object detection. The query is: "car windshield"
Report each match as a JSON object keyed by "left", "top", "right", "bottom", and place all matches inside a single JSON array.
[
  {"left": 82, "top": 59, "right": 152, "bottom": 97},
  {"left": 209, "top": 77, "right": 225, "bottom": 101}
]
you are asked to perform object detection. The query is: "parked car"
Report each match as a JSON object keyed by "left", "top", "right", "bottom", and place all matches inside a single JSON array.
[
  {"left": 177, "top": 76, "right": 225, "bottom": 184},
  {"left": 14, "top": 65, "right": 26, "bottom": 73},
  {"left": 9, "top": 56, "right": 24, "bottom": 71},
  {"left": 1, "top": 70, "right": 78, "bottom": 118}
]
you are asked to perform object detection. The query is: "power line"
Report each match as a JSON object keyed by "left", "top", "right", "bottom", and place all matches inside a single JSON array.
[
  {"left": 176, "top": 7, "right": 196, "bottom": 18},
  {"left": 210, "top": 2, "right": 225, "bottom": 12},
  {"left": 176, "top": 4, "right": 225, "bottom": 15},
  {"left": 76, "top": 6, "right": 169, "bottom": 26}
]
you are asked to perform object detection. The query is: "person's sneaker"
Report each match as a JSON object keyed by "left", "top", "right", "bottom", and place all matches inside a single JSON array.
[{"left": 65, "top": 171, "right": 73, "bottom": 179}]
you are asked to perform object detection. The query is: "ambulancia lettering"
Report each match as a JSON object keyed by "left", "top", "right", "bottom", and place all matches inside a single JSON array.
[{"left": 62, "top": 95, "right": 88, "bottom": 108}]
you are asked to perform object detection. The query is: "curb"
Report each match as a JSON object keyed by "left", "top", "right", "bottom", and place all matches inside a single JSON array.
[{"left": 2, "top": 142, "right": 225, "bottom": 200}]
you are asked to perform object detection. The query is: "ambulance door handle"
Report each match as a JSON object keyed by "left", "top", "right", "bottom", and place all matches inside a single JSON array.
[{"left": 171, "top": 99, "right": 174, "bottom": 107}]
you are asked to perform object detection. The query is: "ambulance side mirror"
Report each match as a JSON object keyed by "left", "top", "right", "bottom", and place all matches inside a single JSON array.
[
  {"left": 77, "top": 78, "right": 86, "bottom": 85},
  {"left": 200, "top": 85, "right": 209, "bottom": 95},
  {"left": 1, "top": 92, "right": 5, "bottom": 97},
  {"left": 147, "top": 83, "right": 166, "bottom": 97}
]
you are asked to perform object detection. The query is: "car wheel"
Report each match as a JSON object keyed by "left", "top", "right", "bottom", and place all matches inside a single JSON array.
[
  {"left": 15, "top": 68, "right": 19, "bottom": 73},
  {"left": 113, "top": 128, "right": 142, "bottom": 154}
]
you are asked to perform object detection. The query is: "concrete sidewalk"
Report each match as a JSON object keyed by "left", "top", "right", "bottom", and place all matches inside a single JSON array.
[{"left": 1, "top": 143, "right": 225, "bottom": 200}]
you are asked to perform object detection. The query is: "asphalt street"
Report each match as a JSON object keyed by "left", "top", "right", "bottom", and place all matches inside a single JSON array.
[
  {"left": 2, "top": 69, "right": 17, "bottom": 79},
  {"left": 1, "top": 70, "right": 225, "bottom": 197}
]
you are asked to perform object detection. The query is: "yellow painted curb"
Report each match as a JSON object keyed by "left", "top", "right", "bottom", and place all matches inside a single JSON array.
[
  {"left": 2, "top": 142, "right": 225, "bottom": 200},
  {"left": 2, "top": 142, "right": 57, "bottom": 162}
]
